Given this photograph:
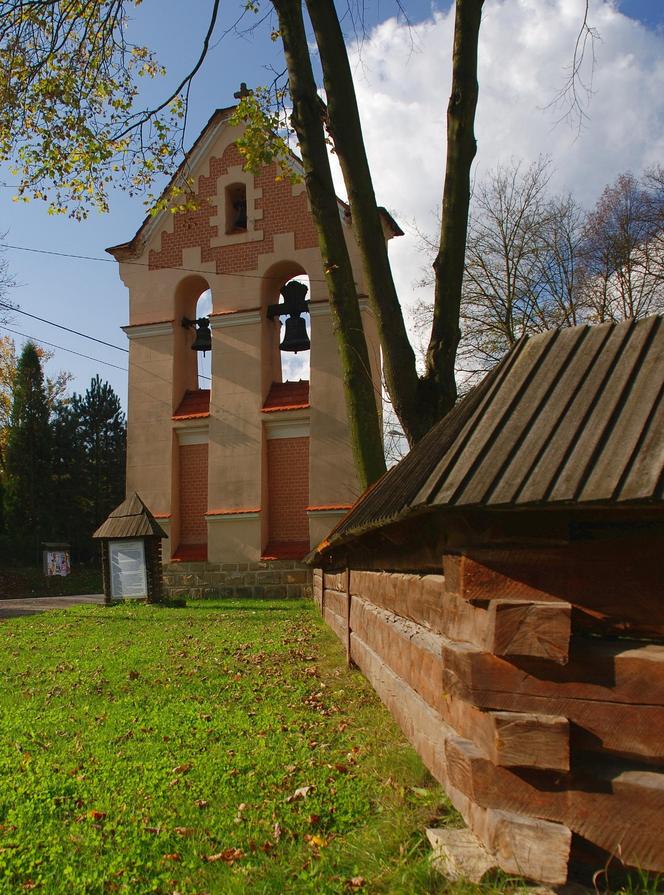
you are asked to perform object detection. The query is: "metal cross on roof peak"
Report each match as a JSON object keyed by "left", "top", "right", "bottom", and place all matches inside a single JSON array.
[{"left": 234, "top": 82, "right": 253, "bottom": 100}]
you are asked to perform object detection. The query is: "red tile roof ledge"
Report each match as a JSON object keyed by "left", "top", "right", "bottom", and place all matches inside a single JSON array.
[
  {"left": 262, "top": 380, "right": 309, "bottom": 412},
  {"left": 206, "top": 507, "right": 261, "bottom": 516},
  {"left": 261, "top": 540, "right": 310, "bottom": 561},
  {"left": 170, "top": 543, "right": 207, "bottom": 563},
  {"left": 173, "top": 389, "right": 210, "bottom": 420}
]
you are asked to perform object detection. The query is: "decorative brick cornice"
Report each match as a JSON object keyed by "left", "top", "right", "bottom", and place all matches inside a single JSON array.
[
  {"left": 122, "top": 320, "right": 174, "bottom": 339},
  {"left": 308, "top": 297, "right": 370, "bottom": 317},
  {"left": 209, "top": 309, "right": 261, "bottom": 329}
]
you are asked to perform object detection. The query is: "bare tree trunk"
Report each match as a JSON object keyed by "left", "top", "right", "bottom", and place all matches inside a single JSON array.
[
  {"left": 271, "top": 0, "right": 386, "bottom": 488},
  {"left": 304, "top": 0, "right": 429, "bottom": 445},
  {"left": 426, "top": 0, "right": 484, "bottom": 418}
]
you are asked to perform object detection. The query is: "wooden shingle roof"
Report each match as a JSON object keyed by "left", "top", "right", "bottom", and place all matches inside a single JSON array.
[
  {"left": 317, "top": 315, "right": 664, "bottom": 554},
  {"left": 93, "top": 493, "right": 167, "bottom": 540}
]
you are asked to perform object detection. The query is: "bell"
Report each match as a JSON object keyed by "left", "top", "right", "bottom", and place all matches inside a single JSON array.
[
  {"left": 190, "top": 318, "right": 212, "bottom": 354},
  {"left": 280, "top": 314, "right": 310, "bottom": 353},
  {"left": 233, "top": 197, "right": 247, "bottom": 230}
]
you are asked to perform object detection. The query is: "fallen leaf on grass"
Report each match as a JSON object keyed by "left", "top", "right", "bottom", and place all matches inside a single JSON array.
[
  {"left": 273, "top": 822, "right": 282, "bottom": 841},
  {"left": 347, "top": 877, "right": 365, "bottom": 890},
  {"left": 162, "top": 853, "right": 181, "bottom": 862},
  {"left": 305, "top": 834, "right": 328, "bottom": 848},
  {"left": 204, "top": 848, "right": 243, "bottom": 864},
  {"left": 127, "top": 671, "right": 140, "bottom": 681},
  {"left": 174, "top": 827, "right": 195, "bottom": 837},
  {"left": 194, "top": 799, "right": 209, "bottom": 809},
  {"left": 172, "top": 762, "right": 192, "bottom": 775},
  {"left": 286, "top": 785, "right": 312, "bottom": 803},
  {"left": 89, "top": 810, "right": 107, "bottom": 821},
  {"left": 410, "top": 786, "right": 430, "bottom": 798}
]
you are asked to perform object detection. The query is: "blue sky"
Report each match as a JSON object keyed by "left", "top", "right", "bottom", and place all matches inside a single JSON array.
[{"left": 1, "top": 0, "right": 663, "bottom": 406}]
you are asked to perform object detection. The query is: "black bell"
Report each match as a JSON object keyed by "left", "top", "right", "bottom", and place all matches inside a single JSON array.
[
  {"left": 187, "top": 317, "right": 212, "bottom": 355},
  {"left": 280, "top": 314, "right": 310, "bottom": 353}
]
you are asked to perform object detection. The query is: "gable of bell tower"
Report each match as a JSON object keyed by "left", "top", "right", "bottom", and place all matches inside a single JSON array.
[{"left": 108, "top": 100, "right": 390, "bottom": 597}]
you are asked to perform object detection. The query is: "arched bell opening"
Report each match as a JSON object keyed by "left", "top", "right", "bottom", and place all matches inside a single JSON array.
[
  {"left": 172, "top": 275, "right": 211, "bottom": 564},
  {"left": 193, "top": 289, "right": 212, "bottom": 388},
  {"left": 173, "top": 275, "right": 213, "bottom": 410},
  {"left": 260, "top": 262, "right": 311, "bottom": 403},
  {"left": 260, "top": 262, "right": 312, "bottom": 560},
  {"left": 278, "top": 274, "right": 311, "bottom": 385}
]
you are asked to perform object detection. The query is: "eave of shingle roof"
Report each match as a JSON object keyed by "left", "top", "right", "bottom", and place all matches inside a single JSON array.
[
  {"left": 93, "top": 493, "right": 167, "bottom": 540},
  {"left": 314, "top": 316, "right": 664, "bottom": 560}
]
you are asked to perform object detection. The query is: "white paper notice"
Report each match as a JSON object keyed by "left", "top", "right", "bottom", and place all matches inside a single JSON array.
[{"left": 109, "top": 540, "right": 147, "bottom": 599}]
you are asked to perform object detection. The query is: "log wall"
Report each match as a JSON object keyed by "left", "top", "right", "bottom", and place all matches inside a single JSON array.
[{"left": 313, "top": 538, "right": 664, "bottom": 884}]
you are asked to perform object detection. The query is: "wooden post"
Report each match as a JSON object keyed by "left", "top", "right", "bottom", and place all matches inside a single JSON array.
[
  {"left": 345, "top": 567, "right": 353, "bottom": 667},
  {"left": 100, "top": 543, "right": 112, "bottom": 605}
]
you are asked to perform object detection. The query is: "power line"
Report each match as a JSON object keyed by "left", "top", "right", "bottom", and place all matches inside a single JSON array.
[
  {"left": 0, "top": 325, "right": 212, "bottom": 383},
  {"left": 0, "top": 241, "right": 325, "bottom": 284},
  {"left": 0, "top": 302, "right": 128, "bottom": 353},
  {"left": 0, "top": 326, "right": 129, "bottom": 372}
]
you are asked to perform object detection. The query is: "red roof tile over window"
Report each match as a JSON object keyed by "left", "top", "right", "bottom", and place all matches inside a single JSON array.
[
  {"left": 262, "top": 540, "right": 310, "bottom": 560},
  {"left": 262, "top": 380, "right": 310, "bottom": 412},
  {"left": 173, "top": 389, "right": 210, "bottom": 419}
]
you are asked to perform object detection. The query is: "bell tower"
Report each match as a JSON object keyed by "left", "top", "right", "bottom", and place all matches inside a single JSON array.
[{"left": 108, "top": 98, "right": 400, "bottom": 597}]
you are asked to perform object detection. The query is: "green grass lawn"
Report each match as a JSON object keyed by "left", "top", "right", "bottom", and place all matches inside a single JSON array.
[{"left": 0, "top": 598, "right": 462, "bottom": 895}]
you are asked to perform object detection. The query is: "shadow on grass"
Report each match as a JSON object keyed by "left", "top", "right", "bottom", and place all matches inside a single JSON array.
[
  {"left": 31, "top": 598, "right": 314, "bottom": 622},
  {"left": 183, "top": 602, "right": 310, "bottom": 612}
]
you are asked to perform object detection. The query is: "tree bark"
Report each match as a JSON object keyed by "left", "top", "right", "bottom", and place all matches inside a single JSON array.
[
  {"left": 304, "top": 0, "right": 429, "bottom": 445},
  {"left": 271, "top": 0, "right": 386, "bottom": 488},
  {"left": 426, "top": 0, "right": 484, "bottom": 418}
]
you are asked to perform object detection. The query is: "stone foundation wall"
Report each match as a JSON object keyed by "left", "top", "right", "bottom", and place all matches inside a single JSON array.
[{"left": 163, "top": 558, "right": 312, "bottom": 600}]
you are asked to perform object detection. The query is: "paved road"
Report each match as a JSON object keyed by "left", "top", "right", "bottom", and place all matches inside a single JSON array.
[{"left": 0, "top": 594, "right": 104, "bottom": 619}]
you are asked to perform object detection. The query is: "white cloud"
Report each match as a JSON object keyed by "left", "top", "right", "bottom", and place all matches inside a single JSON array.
[{"left": 343, "top": 0, "right": 664, "bottom": 317}]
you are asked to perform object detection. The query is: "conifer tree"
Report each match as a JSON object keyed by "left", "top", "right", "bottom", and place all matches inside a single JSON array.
[
  {"left": 70, "top": 376, "right": 126, "bottom": 554},
  {"left": 50, "top": 400, "right": 85, "bottom": 552},
  {"left": 4, "top": 343, "right": 53, "bottom": 562}
]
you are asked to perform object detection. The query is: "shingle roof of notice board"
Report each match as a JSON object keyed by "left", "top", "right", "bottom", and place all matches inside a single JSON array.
[
  {"left": 322, "top": 315, "right": 664, "bottom": 551},
  {"left": 92, "top": 493, "right": 168, "bottom": 540}
]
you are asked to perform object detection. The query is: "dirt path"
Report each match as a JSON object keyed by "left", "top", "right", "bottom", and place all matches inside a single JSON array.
[{"left": 0, "top": 594, "right": 104, "bottom": 618}]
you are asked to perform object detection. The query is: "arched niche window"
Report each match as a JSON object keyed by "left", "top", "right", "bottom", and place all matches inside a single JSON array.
[
  {"left": 225, "top": 182, "right": 247, "bottom": 234},
  {"left": 173, "top": 276, "right": 212, "bottom": 410}
]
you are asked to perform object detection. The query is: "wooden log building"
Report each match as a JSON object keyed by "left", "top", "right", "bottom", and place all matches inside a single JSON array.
[{"left": 310, "top": 315, "right": 664, "bottom": 884}]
